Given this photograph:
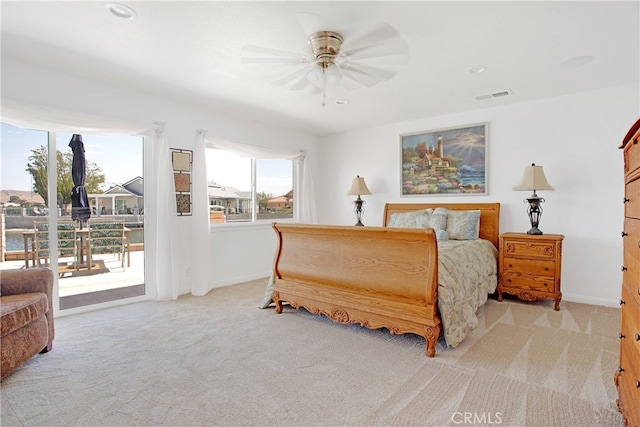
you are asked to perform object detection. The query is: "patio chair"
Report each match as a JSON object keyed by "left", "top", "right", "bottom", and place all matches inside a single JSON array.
[
  {"left": 33, "top": 220, "right": 78, "bottom": 272},
  {"left": 86, "top": 219, "right": 128, "bottom": 271}
]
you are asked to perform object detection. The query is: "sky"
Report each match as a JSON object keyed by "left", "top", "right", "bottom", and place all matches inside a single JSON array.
[
  {"left": 1, "top": 123, "right": 292, "bottom": 197},
  {"left": 1, "top": 123, "right": 143, "bottom": 191},
  {"left": 205, "top": 148, "right": 293, "bottom": 197}
]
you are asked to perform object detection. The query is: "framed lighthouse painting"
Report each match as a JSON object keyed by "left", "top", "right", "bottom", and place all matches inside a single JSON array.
[{"left": 400, "top": 123, "right": 488, "bottom": 196}]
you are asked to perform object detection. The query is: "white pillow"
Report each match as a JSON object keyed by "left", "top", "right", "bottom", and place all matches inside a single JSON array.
[
  {"left": 388, "top": 209, "right": 431, "bottom": 228},
  {"left": 435, "top": 208, "right": 481, "bottom": 240},
  {"left": 415, "top": 209, "right": 449, "bottom": 241}
]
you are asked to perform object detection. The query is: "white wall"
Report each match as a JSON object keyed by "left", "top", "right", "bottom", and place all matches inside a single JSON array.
[
  {"left": 1, "top": 59, "right": 320, "bottom": 295},
  {"left": 316, "top": 83, "right": 640, "bottom": 306},
  {"left": 4, "top": 58, "right": 638, "bottom": 305}
]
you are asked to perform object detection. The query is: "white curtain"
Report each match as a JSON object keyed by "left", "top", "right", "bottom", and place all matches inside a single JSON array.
[
  {"left": 191, "top": 131, "right": 212, "bottom": 296},
  {"left": 1, "top": 99, "right": 178, "bottom": 301},
  {"left": 146, "top": 123, "right": 180, "bottom": 300},
  {"left": 1, "top": 99, "right": 150, "bottom": 135},
  {"left": 205, "top": 137, "right": 317, "bottom": 224}
]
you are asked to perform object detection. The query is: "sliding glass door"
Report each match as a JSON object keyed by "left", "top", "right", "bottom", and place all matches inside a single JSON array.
[{"left": 1, "top": 123, "right": 145, "bottom": 311}]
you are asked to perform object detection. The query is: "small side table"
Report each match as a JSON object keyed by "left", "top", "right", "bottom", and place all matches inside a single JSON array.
[{"left": 498, "top": 232, "right": 564, "bottom": 310}]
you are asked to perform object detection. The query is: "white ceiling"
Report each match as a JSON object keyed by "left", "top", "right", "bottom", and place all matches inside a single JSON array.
[{"left": 2, "top": 1, "right": 638, "bottom": 136}]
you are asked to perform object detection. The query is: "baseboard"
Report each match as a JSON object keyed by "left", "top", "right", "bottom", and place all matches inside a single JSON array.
[
  {"left": 179, "top": 271, "right": 270, "bottom": 295},
  {"left": 562, "top": 292, "right": 619, "bottom": 308}
]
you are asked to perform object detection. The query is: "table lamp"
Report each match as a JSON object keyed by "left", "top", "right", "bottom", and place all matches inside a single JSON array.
[
  {"left": 513, "top": 163, "right": 554, "bottom": 235},
  {"left": 347, "top": 175, "right": 371, "bottom": 226}
]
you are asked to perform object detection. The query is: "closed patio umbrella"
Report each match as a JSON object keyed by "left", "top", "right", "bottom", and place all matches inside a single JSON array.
[{"left": 69, "top": 134, "right": 91, "bottom": 228}]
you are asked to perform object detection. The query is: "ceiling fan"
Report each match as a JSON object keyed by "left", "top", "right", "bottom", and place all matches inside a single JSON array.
[{"left": 242, "top": 13, "right": 410, "bottom": 106}]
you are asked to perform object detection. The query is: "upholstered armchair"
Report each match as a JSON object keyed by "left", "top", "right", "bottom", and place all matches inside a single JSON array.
[{"left": 0, "top": 268, "right": 55, "bottom": 379}]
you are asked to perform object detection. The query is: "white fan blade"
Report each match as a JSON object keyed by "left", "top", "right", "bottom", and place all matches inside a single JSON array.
[
  {"left": 343, "top": 21, "right": 404, "bottom": 53},
  {"left": 242, "top": 57, "right": 309, "bottom": 65},
  {"left": 342, "top": 69, "right": 382, "bottom": 88},
  {"left": 271, "top": 65, "right": 313, "bottom": 88},
  {"left": 242, "top": 45, "right": 311, "bottom": 66},
  {"left": 342, "top": 42, "right": 410, "bottom": 64},
  {"left": 338, "top": 75, "right": 362, "bottom": 92},
  {"left": 290, "top": 75, "right": 312, "bottom": 91},
  {"left": 342, "top": 62, "right": 398, "bottom": 81},
  {"left": 242, "top": 44, "right": 306, "bottom": 58}
]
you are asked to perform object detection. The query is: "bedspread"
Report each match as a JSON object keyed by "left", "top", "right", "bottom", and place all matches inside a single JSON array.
[{"left": 437, "top": 239, "right": 498, "bottom": 348}]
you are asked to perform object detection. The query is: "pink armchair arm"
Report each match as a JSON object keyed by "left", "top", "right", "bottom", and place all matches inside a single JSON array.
[{"left": 0, "top": 268, "right": 55, "bottom": 349}]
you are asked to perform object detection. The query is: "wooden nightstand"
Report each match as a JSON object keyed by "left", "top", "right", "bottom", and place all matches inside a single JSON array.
[{"left": 498, "top": 232, "right": 564, "bottom": 310}]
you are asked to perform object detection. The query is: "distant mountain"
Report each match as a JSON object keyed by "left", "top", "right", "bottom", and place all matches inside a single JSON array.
[{"left": 0, "top": 190, "right": 45, "bottom": 204}]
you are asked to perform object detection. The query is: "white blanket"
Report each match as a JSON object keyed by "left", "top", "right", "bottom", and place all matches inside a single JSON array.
[{"left": 436, "top": 239, "right": 498, "bottom": 347}]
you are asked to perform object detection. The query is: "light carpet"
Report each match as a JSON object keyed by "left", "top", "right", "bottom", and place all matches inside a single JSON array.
[{"left": 0, "top": 279, "right": 623, "bottom": 426}]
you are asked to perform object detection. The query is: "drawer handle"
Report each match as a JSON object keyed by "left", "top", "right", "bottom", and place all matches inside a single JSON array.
[
  {"left": 623, "top": 197, "right": 629, "bottom": 203},
  {"left": 620, "top": 299, "right": 626, "bottom": 305},
  {"left": 619, "top": 333, "right": 626, "bottom": 339},
  {"left": 635, "top": 333, "right": 640, "bottom": 341},
  {"left": 544, "top": 267, "right": 549, "bottom": 271},
  {"left": 622, "top": 266, "right": 628, "bottom": 272},
  {"left": 507, "top": 279, "right": 512, "bottom": 283},
  {"left": 619, "top": 367, "right": 625, "bottom": 373},
  {"left": 621, "top": 231, "right": 628, "bottom": 237},
  {"left": 637, "top": 380, "right": 640, "bottom": 389},
  {"left": 508, "top": 264, "right": 513, "bottom": 268}
]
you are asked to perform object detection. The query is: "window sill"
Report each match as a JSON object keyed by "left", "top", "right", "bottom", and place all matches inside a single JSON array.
[{"left": 209, "top": 218, "right": 295, "bottom": 232}]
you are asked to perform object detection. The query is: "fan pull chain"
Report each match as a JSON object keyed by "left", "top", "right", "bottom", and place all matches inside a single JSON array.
[{"left": 322, "top": 67, "right": 327, "bottom": 107}]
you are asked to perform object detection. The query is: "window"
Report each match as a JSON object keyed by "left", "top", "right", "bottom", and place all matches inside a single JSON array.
[{"left": 205, "top": 148, "right": 293, "bottom": 223}]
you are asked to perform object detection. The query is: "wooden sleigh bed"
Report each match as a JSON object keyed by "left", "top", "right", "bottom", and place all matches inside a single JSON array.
[{"left": 271, "top": 202, "right": 500, "bottom": 357}]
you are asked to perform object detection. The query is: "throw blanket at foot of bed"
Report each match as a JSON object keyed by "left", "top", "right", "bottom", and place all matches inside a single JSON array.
[{"left": 271, "top": 223, "right": 442, "bottom": 357}]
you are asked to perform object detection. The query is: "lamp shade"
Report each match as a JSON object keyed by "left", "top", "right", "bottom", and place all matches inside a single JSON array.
[
  {"left": 513, "top": 163, "right": 553, "bottom": 192},
  {"left": 347, "top": 175, "right": 371, "bottom": 196}
]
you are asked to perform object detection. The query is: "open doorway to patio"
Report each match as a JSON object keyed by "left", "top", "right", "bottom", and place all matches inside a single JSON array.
[{"left": 0, "top": 123, "right": 145, "bottom": 310}]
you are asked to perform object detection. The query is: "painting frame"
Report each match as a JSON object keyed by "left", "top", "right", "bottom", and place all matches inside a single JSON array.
[
  {"left": 400, "top": 122, "right": 488, "bottom": 196},
  {"left": 171, "top": 148, "right": 193, "bottom": 215}
]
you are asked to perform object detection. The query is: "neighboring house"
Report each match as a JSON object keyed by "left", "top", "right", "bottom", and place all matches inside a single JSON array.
[
  {"left": 267, "top": 190, "right": 293, "bottom": 210},
  {"left": 88, "top": 176, "right": 144, "bottom": 215},
  {"left": 207, "top": 183, "right": 251, "bottom": 214}
]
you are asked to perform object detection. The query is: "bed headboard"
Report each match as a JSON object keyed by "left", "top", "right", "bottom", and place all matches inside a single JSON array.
[{"left": 382, "top": 202, "right": 500, "bottom": 249}]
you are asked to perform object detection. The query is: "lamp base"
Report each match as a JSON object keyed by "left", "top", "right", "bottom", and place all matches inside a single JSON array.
[
  {"left": 353, "top": 197, "right": 365, "bottom": 227},
  {"left": 527, "top": 227, "right": 543, "bottom": 235}
]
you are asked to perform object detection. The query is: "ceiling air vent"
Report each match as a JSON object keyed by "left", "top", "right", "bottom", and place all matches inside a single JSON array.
[{"left": 475, "top": 90, "right": 512, "bottom": 101}]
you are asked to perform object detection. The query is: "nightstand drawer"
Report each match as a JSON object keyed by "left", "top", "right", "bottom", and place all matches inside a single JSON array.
[
  {"left": 503, "top": 257, "right": 555, "bottom": 277},
  {"left": 501, "top": 272, "right": 555, "bottom": 293},
  {"left": 502, "top": 240, "right": 557, "bottom": 260}
]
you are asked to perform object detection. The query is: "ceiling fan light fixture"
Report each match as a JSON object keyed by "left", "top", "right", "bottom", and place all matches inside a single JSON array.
[{"left": 309, "top": 31, "right": 343, "bottom": 68}]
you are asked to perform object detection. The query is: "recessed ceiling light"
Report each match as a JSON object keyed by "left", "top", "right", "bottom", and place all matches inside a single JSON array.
[
  {"left": 560, "top": 55, "right": 594, "bottom": 69},
  {"left": 105, "top": 2, "right": 137, "bottom": 20},
  {"left": 336, "top": 99, "right": 349, "bottom": 105},
  {"left": 468, "top": 65, "right": 486, "bottom": 74}
]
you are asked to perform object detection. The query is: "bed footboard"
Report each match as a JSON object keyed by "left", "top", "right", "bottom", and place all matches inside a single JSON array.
[{"left": 271, "top": 223, "right": 441, "bottom": 357}]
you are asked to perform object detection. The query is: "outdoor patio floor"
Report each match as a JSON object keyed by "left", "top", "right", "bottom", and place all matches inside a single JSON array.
[{"left": 0, "top": 250, "right": 145, "bottom": 296}]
